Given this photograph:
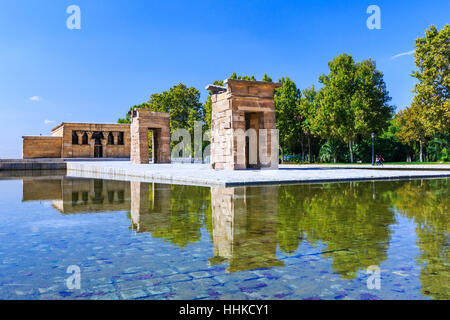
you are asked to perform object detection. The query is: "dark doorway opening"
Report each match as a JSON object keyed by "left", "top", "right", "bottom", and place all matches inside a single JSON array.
[
  {"left": 245, "top": 112, "right": 261, "bottom": 169},
  {"left": 94, "top": 146, "right": 103, "bottom": 158},
  {"left": 92, "top": 132, "right": 104, "bottom": 158},
  {"left": 148, "top": 128, "right": 160, "bottom": 164}
]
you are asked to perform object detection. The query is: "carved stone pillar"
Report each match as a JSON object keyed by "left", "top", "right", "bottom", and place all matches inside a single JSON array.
[
  {"left": 76, "top": 131, "right": 84, "bottom": 144},
  {"left": 86, "top": 132, "right": 94, "bottom": 157},
  {"left": 112, "top": 132, "right": 119, "bottom": 145}
]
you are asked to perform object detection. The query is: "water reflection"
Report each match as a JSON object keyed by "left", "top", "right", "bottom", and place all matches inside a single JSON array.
[
  {"left": 210, "top": 186, "right": 283, "bottom": 273},
  {"left": 129, "top": 182, "right": 211, "bottom": 248},
  {"left": 22, "top": 178, "right": 130, "bottom": 213},
  {"left": 18, "top": 175, "right": 449, "bottom": 299},
  {"left": 277, "top": 182, "right": 396, "bottom": 279},
  {"left": 393, "top": 179, "right": 449, "bottom": 300}
]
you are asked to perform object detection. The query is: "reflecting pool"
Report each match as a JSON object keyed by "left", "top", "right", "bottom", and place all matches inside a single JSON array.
[{"left": 0, "top": 174, "right": 448, "bottom": 300}]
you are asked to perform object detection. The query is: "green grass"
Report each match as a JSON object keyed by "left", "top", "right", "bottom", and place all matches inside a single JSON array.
[{"left": 290, "top": 161, "right": 449, "bottom": 165}]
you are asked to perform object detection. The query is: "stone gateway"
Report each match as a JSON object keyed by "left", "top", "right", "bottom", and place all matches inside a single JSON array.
[
  {"left": 206, "top": 79, "right": 281, "bottom": 170},
  {"left": 130, "top": 109, "right": 171, "bottom": 164}
]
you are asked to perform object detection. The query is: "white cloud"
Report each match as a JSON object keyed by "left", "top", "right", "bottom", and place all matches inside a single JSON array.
[
  {"left": 391, "top": 49, "right": 415, "bottom": 60},
  {"left": 29, "top": 96, "right": 41, "bottom": 101},
  {"left": 44, "top": 120, "right": 55, "bottom": 125}
]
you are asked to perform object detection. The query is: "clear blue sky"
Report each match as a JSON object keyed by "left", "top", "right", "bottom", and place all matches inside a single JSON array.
[{"left": 0, "top": 0, "right": 448, "bottom": 158}]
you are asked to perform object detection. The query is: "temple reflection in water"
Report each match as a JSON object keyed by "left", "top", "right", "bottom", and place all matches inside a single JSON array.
[
  {"left": 20, "top": 176, "right": 449, "bottom": 299},
  {"left": 209, "top": 186, "right": 284, "bottom": 272},
  {"left": 22, "top": 177, "right": 130, "bottom": 213}
]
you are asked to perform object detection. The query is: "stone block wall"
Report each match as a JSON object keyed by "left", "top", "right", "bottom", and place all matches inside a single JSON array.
[{"left": 22, "top": 136, "right": 63, "bottom": 159}]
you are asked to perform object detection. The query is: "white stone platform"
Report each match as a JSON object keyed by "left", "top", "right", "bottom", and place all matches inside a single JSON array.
[{"left": 66, "top": 161, "right": 450, "bottom": 187}]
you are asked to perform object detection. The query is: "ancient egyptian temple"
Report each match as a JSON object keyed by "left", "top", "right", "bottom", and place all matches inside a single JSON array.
[
  {"left": 22, "top": 123, "right": 131, "bottom": 159},
  {"left": 207, "top": 79, "right": 280, "bottom": 170}
]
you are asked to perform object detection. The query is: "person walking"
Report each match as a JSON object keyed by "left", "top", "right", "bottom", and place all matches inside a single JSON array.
[{"left": 379, "top": 154, "right": 384, "bottom": 166}]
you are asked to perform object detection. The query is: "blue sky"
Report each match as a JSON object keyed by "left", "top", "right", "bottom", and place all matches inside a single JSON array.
[{"left": 0, "top": 0, "right": 448, "bottom": 158}]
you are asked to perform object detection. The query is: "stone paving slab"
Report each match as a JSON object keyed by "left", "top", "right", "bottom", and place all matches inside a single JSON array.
[{"left": 66, "top": 161, "right": 450, "bottom": 187}]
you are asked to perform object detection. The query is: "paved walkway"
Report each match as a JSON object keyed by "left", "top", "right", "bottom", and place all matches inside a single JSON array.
[{"left": 66, "top": 161, "right": 450, "bottom": 187}]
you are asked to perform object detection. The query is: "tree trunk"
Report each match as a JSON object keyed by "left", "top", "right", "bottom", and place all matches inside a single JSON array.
[
  {"left": 307, "top": 134, "right": 312, "bottom": 163},
  {"left": 436, "top": 142, "right": 440, "bottom": 161},
  {"left": 300, "top": 139, "right": 305, "bottom": 162},
  {"left": 349, "top": 139, "right": 354, "bottom": 163},
  {"left": 419, "top": 140, "right": 423, "bottom": 162},
  {"left": 281, "top": 144, "right": 284, "bottom": 164}
]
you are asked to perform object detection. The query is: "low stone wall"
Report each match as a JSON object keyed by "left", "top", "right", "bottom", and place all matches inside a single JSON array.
[
  {"left": 23, "top": 136, "right": 63, "bottom": 159},
  {"left": 0, "top": 161, "right": 66, "bottom": 171}
]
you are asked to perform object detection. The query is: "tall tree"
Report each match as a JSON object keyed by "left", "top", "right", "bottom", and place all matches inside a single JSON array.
[
  {"left": 395, "top": 104, "right": 428, "bottom": 162},
  {"left": 298, "top": 86, "right": 318, "bottom": 162},
  {"left": 312, "top": 54, "right": 393, "bottom": 162},
  {"left": 274, "top": 77, "right": 302, "bottom": 161},
  {"left": 412, "top": 25, "right": 450, "bottom": 135}
]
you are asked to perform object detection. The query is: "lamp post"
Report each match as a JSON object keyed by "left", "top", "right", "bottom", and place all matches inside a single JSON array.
[{"left": 371, "top": 132, "right": 375, "bottom": 166}]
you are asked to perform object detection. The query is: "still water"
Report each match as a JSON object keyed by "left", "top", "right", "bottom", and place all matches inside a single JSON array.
[{"left": 0, "top": 174, "right": 448, "bottom": 300}]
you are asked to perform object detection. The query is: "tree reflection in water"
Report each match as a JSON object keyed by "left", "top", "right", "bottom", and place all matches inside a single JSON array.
[
  {"left": 22, "top": 176, "right": 448, "bottom": 299},
  {"left": 393, "top": 179, "right": 449, "bottom": 300}
]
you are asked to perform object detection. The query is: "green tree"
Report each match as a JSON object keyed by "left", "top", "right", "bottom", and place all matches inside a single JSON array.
[
  {"left": 274, "top": 77, "right": 302, "bottom": 161},
  {"left": 395, "top": 104, "right": 428, "bottom": 162},
  {"left": 118, "top": 84, "right": 204, "bottom": 137},
  {"left": 262, "top": 73, "right": 273, "bottom": 82},
  {"left": 312, "top": 54, "right": 393, "bottom": 163},
  {"left": 412, "top": 25, "right": 450, "bottom": 135},
  {"left": 319, "top": 140, "right": 346, "bottom": 163},
  {"left": 298, "top": 86, "right": 318, "bottom": 162}
]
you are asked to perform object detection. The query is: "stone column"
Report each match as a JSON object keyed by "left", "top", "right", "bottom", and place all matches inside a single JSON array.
[
  {"left": 101, "top": 133, "right": 108, "bottom": 157},
  {"left": 112, "top": 132, "right": 119, "bottom": 145},
  {"left": 76, "top": 131, "right": 84, "bottom": 145},
  {"left": 86, "top": 132, "right": 94, "bottom": 158}
]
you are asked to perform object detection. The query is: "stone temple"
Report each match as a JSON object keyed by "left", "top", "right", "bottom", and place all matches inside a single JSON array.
[
  {"left": 23, "top": 123, "right": 131, "bottom": 159},
  {"left": 207, "top": 79, "right": 281, "bottom": 170},
  {"left": 22, "top": 79, "right": 280, "bottom": 172}
]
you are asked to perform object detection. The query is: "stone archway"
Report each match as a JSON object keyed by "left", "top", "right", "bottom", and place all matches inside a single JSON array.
[
  {"left": 206, "top": 79, "right": 281, "bottom": 170},
  {"left": 130, "top": 109, "right": 171, "bottom": 164}
]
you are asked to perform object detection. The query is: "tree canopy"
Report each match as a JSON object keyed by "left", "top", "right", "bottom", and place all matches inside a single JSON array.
[
  {"left": 412, "top": 24, "right": 450, "bottom": 135},
  {"left": 312, "top": 54, "right": 393, "bottom": 162},
  {"left": 119, "top": 83, "right": 204, "bottom": 136}
]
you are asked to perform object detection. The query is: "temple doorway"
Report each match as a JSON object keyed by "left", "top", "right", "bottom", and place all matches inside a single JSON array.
[{"left": 245, "top": 112, "right": 262, "bottom": 169}]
